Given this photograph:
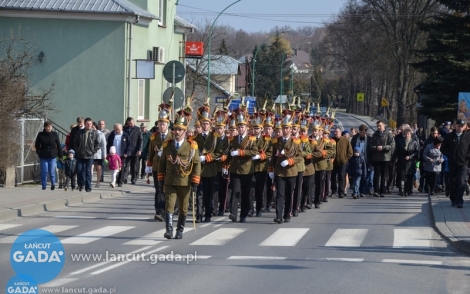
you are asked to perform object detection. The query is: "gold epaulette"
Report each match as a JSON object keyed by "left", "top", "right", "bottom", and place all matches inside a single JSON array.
[
  {"left": 300, "top": 136, "right": 309, "bottom": 143},
  {"left": 162, "top": 139, "right": 172, "bottom": 148},
  {"left": 150, "top": 131, "right": 158, "bottom": 141},
  {"left": 324, "top": 139, "right": 330, "bottom": 143},
  {"left": 330, "top": 139, "right": 336, "bottom": 145},
  {"left": 249, "top": 136, "right": 256, "bottom": 141},
  {"left": 213, "top": 133, "right": 221, "bottom": 138},
  {"left": 272, "top": 138, "right": 278, "bottom": 144},
  {"left": 189, "top": 135, "right": 198, "bottom": 140},
  {"left": 263, "top": 135, "right": 271, "bottom": 141},
  {"left": 293, "top": 138, "right": 301, "bottom": 144},
  {"left": 188, "top": 139, "right": 198, "bottom": 149},
  {"left": 310, "top": 138, "right": 318, "bottom": 144}
]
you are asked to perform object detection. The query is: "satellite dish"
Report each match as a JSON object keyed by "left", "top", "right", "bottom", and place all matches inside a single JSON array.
[
  {"left": 163, "top": 60, "right": 185, "bottom": 84},
  {"left": 163, "top": 87, "right": 184, "bottom": 109}
]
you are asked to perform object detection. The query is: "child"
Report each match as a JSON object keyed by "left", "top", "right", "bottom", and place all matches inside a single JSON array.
[
  {"left": 423, "top": 137, "right": 444, "bottom": 195},
  {"left": 107, "top": 146, "right": 122, "bottom": 188},
  {"left": 56, "top": 143, "right": 67, "bottom": 189},
  {"left": 348, "top": 147, "right": 367, "bottom": 199},
  {"left": 64, "top": 149, "right": 77, "bottom": 191}
]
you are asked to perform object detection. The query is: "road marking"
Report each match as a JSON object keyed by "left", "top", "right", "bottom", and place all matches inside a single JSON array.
[
  {"left": 108, "top": 217, "right": 150, "bottom": 220},
  {"left": 325, "top": 229, "right": 368, "bottom": 247},
  {"left": 259, "top": 228, "right": 310, "bottom": 247},
  {"left": 320, "top": 258, "right": 364, "bottom": 262},
  {"left": 42, "top": 278, "right": 79, "bottom": 287},
  {"left": 393, "top": 228, "right": 433, "bottom": 248},
  {"left": 61, "top": 226, "right": 134, "bottom": 244},
  {"left": 382, "top": 259, "right": 442, "bottom": 265},
  {"left": 55, "top": 216, "right": 97, "bottom": 219},
  {"left": 123, "top": 228, "right": 193, "bottom": 245},
  {"left": 200, "top": 223, "right": 211, "bottom": 228},
  {"left": 227, "top": 256, "right": 287, "bottom": 260},
  {"left": 0, "top": 225, "right": 78, "bottom": 243},
  {"left": 0, "top": 224, "right": 22, "bottom": 231},
  {"left": 196, "top": 255, "right": 212, "bottom": 259},
  {"left": 190, "top": 228, "right": 247, "bottom": 246},
  {"left": 69, "top": 246, "right": 152, "bottom": 275},
  {"left": 90, "top": 246, "right": 168, "bottom": 275}
]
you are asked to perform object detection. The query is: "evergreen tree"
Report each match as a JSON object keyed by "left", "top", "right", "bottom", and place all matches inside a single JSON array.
[
  {"left": 413, "top": 3, "right": 470, "bottom": 123},
  {"left": 218, "top": 39, "right": 229, "bottom": 55}
]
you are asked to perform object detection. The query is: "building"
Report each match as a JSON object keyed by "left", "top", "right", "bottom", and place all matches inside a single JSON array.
[{"left": 0, "top": 0, "right": 195, "bottom": 133}]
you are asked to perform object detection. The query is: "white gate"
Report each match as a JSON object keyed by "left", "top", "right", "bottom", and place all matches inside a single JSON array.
[{"left": 16, "top": 118, "right": 44, "bottom": 184}]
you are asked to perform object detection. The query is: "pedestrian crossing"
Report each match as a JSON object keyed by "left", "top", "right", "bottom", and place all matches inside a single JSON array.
[{"left": 0, "top": 222, "right": 443, "bottom": 250}]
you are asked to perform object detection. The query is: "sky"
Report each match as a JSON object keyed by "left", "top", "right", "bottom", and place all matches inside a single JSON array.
[{"left": 176, "top": 0, "right": 347, "bottom": 32}]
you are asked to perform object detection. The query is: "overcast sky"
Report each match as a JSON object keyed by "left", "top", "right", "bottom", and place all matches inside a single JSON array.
[{"left": 176, "top": 0, "right": 347, "bottom": 32}]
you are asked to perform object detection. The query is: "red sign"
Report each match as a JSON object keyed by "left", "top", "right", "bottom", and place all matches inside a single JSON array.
[{"left": 185, "top": 41, "right": 204, "bottom": 57}]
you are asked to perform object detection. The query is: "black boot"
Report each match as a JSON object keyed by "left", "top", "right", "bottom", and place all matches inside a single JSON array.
[
  {"left": 174, "top": 215, "right": 186, "bottom": 239},
  {"left": 398, "top": 181, "right": 404, "bottom": 196},
  {"left": 164, "top": 213, "right": 173, "bottom": 239}
]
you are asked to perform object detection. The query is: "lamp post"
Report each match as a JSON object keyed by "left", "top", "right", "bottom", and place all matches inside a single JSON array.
[
  {"left": 207, "top": 0, "right": 241, "bottom": 98},
  {"left": 279, "top": 37, "right": 311, "bottom": 103},
  {"left": 252, "top": 29, "right": 290, "bottom": 98}
]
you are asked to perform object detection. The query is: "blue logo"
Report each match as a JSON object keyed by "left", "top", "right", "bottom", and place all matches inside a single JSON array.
[
  {"left": 10, "top": 229, "right": 65, "bottom": 284},
  {"left": 6, "top": 274, "right": 38, "bottom": 294}
]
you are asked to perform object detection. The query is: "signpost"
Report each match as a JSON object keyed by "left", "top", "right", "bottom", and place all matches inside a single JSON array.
[
  {"left": 356, "top": 93, "right": 365, "bottom": 102},
  {"left": 162, "top": 60, "right": 186, "bottom": 119},
  {"left": 381, "top": 98, "right": 389, "bottom": 107}
]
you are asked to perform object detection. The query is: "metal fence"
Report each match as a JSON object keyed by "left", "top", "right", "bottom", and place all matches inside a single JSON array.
[{"left": 16, "top": 118, "right": 44, "bottom": 184}]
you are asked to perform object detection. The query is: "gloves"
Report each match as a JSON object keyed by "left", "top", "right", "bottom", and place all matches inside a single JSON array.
[
  {"left": 280, "top": 160, "right": 289, "bottom": 167},
  {"left": 252, "top": 154, "right": 261, "bottom": 160},
  {"left": 269, "top": 172, "right": 274, "bottom": 180},
  {"left": 159, "top": 181, "right": 165, "bottom": 188},
  {"left": 222, "top": 168, "right": 228, "bottom": 175},
  {"left": 231, "top": 150, "right": 239, "bottom": 157},
  {"left": 157, "top": 151, "right": 162, "bottom": 157},
  {"left": 191, "top": 182, "right": 198, "bottom": 189},
  {"left": 281, "top": 149, "right": 285, "bottom": 155},
  {"left": 200, "top": 155, "right": 206, "bottom": 162},
  {"left": 145, "top": 166, "right": 152, "bottom": 174}
]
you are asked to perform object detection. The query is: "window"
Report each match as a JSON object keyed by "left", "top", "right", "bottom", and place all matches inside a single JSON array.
[
  {"left": 158, "top": 0, "right": 165, "bottom": 26},
  {"left": 137, "top": 79, "right": 145, "bottom": 119}
]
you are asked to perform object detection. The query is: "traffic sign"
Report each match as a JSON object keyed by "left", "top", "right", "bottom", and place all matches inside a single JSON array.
[
  {"left": 163, "top": 60, "right": 185, "bottom": 84},
  {"left": 162, "top": 87, "right": 184, "bottom": 109},
  {"left": 381, "top": 98, "right": 389, "bottom": 107},
  {"left": 357, "top": 93, "right": 364, "bottom": 102}
]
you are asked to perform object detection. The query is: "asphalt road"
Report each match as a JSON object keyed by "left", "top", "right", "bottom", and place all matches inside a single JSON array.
[{"left": 1, "top": 184, "right": 470, "bottom": 294}]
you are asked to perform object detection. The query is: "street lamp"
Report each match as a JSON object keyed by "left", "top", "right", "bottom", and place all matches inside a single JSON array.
[
  {"left": 207, "top": 0, "right": 241, "bottom": 98},
  {"left": 251, "top": 29, "right": 290, "bottom": 98},
  {"left": 279, "top": 37, "right": 311, "bottom": 104}
]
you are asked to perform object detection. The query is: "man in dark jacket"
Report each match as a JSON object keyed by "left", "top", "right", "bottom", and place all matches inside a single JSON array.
[
  {"left": 369, "top": 120, "right": 395, "bottom": 197},
  {"left": 331, "top": 127, "right": 353, "bottom": 198},
  {"left": 441, "top": 119, "right": 470, "bottom": 208},
  {"left": 73, "top": 118, "right": 100, "bottom": 192},
  {"left": 139, "top": 123, "right": 150, "bottom": 179},
  {"left": 107, "top": 123, "right": 131, "bottom": 187},
  {"left": 350, "top": 124, "right": 373, "bottom": 196},
  {"left": 67, "top": 117, "right": 84, "bottom": 151},
  {"left": 123, "top": 117, "right": 143, "bottom": 184}
]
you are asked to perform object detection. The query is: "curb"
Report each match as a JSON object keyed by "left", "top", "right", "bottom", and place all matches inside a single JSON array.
[
  {"left": 429, "top": 196, "right": 470, "bottom": 255},
  {"left": 0, "top": 188, "right": 142, "bottom": 222}
]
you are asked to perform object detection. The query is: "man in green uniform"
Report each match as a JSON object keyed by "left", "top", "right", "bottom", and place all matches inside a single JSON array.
[{"left": 158, "top": 107, "right": 201, "bottom": 240}]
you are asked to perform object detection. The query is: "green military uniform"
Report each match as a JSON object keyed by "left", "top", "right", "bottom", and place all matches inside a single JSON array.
[{"left": 157, "top": 106, "right": 201, "bottom": 240}]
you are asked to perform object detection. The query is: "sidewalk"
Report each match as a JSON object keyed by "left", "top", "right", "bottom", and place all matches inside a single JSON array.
[
  {"left": 0, "top": 174, "right": 154, "bottom": 221},
  {"left": 430, "top": 194, "right": 470, "bottom": 255}
]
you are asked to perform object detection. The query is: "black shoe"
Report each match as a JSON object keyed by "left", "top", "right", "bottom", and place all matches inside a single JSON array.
[
  {"left": 229, "top": 214, "right": 237, "bottom": 222},
  {"left": 239, "top": 218, "right": 246, "bottom": 223},
  {"left": 314, "top": 204, "right": 320, "bottom": 208},
  {"left": 274, "top": 218, "right": 282, "bottom": 224},
  {"left": 359, "top": 194, "right": 365, "bottom": 198},
  {"left": 466, "top": 185, "right": 470, "bottom": 196},
  {"left": 283, "top": 218, "right": 290, "bottom": 223},
  {"left": 164, "top": 213, "right": 173, "bottom": 239},
  {"left": 418, "top": 187, "right": 423, "bottom": 193},
  {"left": 338, "top": 194, "right": 344, "bottom": 198},
  {"left": 305, "top": 204, "right": 312, "bottom": 209},
  {"left": 204, "top": 217, "right": 211, "bottom": 223},
  {"left": 51, "top": 186, "right": 55, "bottom": 191},
  {"left": 457, "top": 204, "right": 463, "bottom": 208},
  {"left": 352, "top": 194, "right": 357, "bottom": 199},
  {"left": 331, "top": 193, "right": 338, "bottom": 198},
  {"left": 42, "top": 187, "right": 46, "bottom": 190},
  {"left": 78, "top": 186, "right": 83, "bottom": 191},
  {"left": 154, "top": 214, "right": 164, "bottom": 221},
  {"left": 373, "top": 193, "right": 379, "bottom": 197},
  {"left": 293, "top": 210, "right": 299, "bottom": 217},
  {"left": 58, "top": 185, "right": 62, "bottom": 189},
  {"left": 430, "top": 192, "right": 435, "bottom": 196},
  {"left": 256, "top": 211, "right": 262, "bottom": 217},
  {"left": 261, "top": 207, "right": 267, "bottom": 212},
  {"left": 301, "top": 208, "right": 306, "bottom": 212},
  {"left": 399, "top": 192, "right": 404, "bottom": 196},
  {"left": 131, "top": 181, "right": 136, "bottom": 185},
  {"left": 451, "top": 203, "right": 457, "bottom": 207},
  {"left": 217, "top": 211, "right": 224, "bottom": 216},
  {"left": 248, "top": 210, "right": 254, "bottom": 217},
  {"left": 322, "top": 198, "right": 328, "bottom": 203},
  {"left": 100, "top": 178, "right": 104, "bottom": 182},
  {"left": 117, "top": 183, "right": 122, "bottom": 187},
  {"left": 369, "top": 190, "right": 374, "bottom": 196},
  {"left": 123, "top": 179, "right": 127, "bottom": 184},
  {"left": 174, "top": 215, "right": 186, "bottom": 239},
  {"left": 379, "top": 194, "right": 385, "bottom": 198},
  {"left": 195, "top": 217, "right": 202, "bottom": 223},
  {"left": 266, "top": 207, "right": 271, "bottom": 212},
  {"left": 86, "top": 189, "right": 91, "bottom": 192},
  {"left": 386, "top": 189, "right": 392, "bottom": 194}
]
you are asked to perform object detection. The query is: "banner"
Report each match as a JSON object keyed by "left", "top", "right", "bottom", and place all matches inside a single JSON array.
[{"left": 458, "top": 92, "right": 470, "bottom": 121}]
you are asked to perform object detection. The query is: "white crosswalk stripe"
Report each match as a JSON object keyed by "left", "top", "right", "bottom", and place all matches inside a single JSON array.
[
  {"left": 259, "top": 228, "right": 310, "bottom": 246},
  {"left": 0, "top": 225, "right": 78, "bottom": 243},
  {"left": 190, "top": 228, "right": 247, "bottom": 246},
  {"left": 325, "top": 229, "right": 368, "bottom": 247},
  {"left": 393, "top": 228, "right": 434, "bottom": 248},
  {"left": 0, "top": 224, "right": 22, "bottom": 231},
  {"left": 123, "top": 228, "right": 194, "bottom": 245},
  {"left": 61, "top": 226, "right": 134, "bottom": 244}
]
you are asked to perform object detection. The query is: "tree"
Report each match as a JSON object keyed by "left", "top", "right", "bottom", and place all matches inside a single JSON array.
[
  {"left": 412, "top": 3, "right": 470, "bottom": 123},
  {"left": 0, "top": 27, "right": 55, "bottom": 184},
  {"left": 218, "top": 38, "right": 229, "bottom": 55}
]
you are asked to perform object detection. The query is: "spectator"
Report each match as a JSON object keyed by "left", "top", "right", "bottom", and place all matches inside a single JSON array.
[
  {"left": 67, "top": 117, "right": 84, "bottom": 151},
  {"left": 395, "top": 129, "right": 419, "bottom": 196},
  {"left": 98, "top": 120, "right": 111, "bottom": 139},
  {"left": 64, "top": 149, "right": 77, "bottom": 191},
  {"left": 441, "top": 119, "right": 470, "bottom": 208},
  {"left": 106, "top": 146, "right": 122, "bottom": 188},
  {"left": 92, "top": 122, "right": 107, "bottom": 188},
  {"left": 351, "top": 124, "right": 373, "bottom": 196},
  {"left": 123, "top": 117, "right": 142, "bottom": 184},
  {"left": 73, "top": 118, "right": 100, "bottom": 192},
  {"left": 348, "top": 147, "right": 367, "bottom": 199},
  {"left": 369, "top": 120, "right": 395, "bottom": 197},
  {"left": 107, "top": 123, "right": 131, "bottom": 187},
  {"left": 418, "top": 127, "right": 439, "bottom": 193},
  {"left": 350, "top": 127, "right": 358, "bottom": 137},
  {"left": 423, "top": 136, "right": 444, "bottom": 195},
  {"left": 331, "top": 127, "right": 353, "bottom": 198},
  {"left": 439, "top": 121, "right": 451, "bottom": 138},
  {"left": 57, "top": 143, "right": 67, "bottom": 189},
  {"left": 139, "top": 123, "right": 150, "bottom": 179},
  {"left": 35, "top": 121, "right": 62, "bottom": 190},
  {"left": 65, "top": 124, "right": 76, "bottom": 152}
]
